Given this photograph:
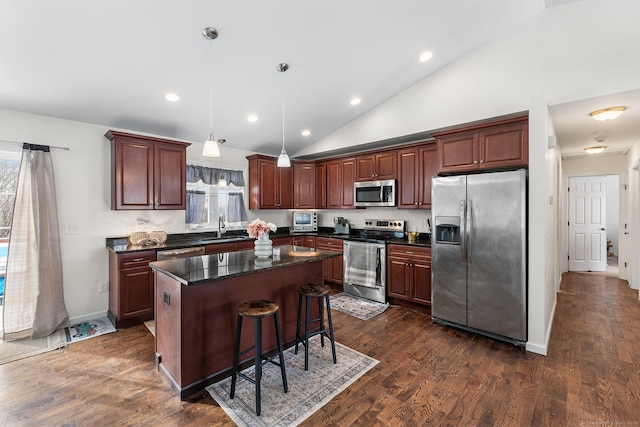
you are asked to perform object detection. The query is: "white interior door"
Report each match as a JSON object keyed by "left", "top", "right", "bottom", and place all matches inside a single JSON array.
[{"left": 568, "top": 176, "right": 607, "bottom": 272}]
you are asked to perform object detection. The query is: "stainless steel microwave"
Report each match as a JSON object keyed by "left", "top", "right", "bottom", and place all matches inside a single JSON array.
[
  {"left": 292, "top": 211, "right": 317, "bottom": 232},
  {"left": 354, "top": 179, "right": 396, "bottom": 207}
]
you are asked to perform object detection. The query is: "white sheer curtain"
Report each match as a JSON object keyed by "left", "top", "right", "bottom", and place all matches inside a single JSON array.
[{"left": 2, "top": 144, "right": 68, "bottom": 341}]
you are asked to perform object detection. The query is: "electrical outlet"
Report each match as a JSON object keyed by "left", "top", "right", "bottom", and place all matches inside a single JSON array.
[
  {"left": 98, "top": 282, "right": 108, "bottom": 293},
  {"left": 64, "top": 224, "right": 78, "bottom": 235}
]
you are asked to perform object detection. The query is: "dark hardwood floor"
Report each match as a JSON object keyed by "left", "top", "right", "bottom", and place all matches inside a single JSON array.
[{"left": 1, "top": 271, "right": 639, "bottom": 426}]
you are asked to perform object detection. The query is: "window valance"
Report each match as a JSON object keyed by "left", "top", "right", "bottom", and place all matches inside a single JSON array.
[{"left": 186, "top": 165, "right": 245, "bottom": 186}]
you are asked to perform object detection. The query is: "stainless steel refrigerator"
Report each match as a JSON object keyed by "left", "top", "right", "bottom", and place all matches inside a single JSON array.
[{"left": 431, "top": 169, "right": 527, "bottom": 345}]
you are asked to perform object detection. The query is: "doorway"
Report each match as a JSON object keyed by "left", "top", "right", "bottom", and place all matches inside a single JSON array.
[{"left": 568, "top": 174, "right": 619, "bottom": 274}]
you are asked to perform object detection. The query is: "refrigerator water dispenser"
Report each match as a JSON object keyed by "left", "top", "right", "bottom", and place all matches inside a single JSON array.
[{"left": 434, "top": 216, "right": 461, "bottom": 244}]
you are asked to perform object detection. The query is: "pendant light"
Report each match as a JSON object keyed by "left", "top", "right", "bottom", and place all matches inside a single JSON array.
[
  {"left": 202, "top": 27, "right": 220, "bottom": 157},
  {"left": 218, "top": 139, "right": 227, "bottom": 186},
  {"left": 277, "top": 63, "right": 291, "bottom": 168}
]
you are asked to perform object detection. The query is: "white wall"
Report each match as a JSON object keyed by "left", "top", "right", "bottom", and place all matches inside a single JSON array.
[
  {"left": 607, "top": 175, "right": 620, "bottom": 256},
  {"left": 626, "top": 137, "right": 640, "bottom": 291}
]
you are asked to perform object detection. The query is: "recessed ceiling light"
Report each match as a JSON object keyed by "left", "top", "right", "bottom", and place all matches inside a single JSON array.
[
  {"left": 165, "top": 93, "right": 181, "bottom": 102},
  {"left": 247, "top": 114, "right": 258, "bottom": 122},
  {"left": 301, "top": 130, "right": 311, "bottom": 136},
  {"left": 419, "top": 51, "right": 433, "bottom": 62},
  {"left": 350, "top": 98, "right": 361, "bottom": 106},
  {"left": 584, "top": 146, "right": 607, "bottom": 154},
  {"left": 590, "top": 106, "right": 626, "bottom": 121}
]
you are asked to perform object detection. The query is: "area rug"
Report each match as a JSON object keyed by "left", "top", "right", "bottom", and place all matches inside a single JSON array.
[
  {"left": 0, "top": 329, "right": 67, "bottom": 365},
  {"left": 329, "top": 292, "right": 389, "bottom": 320},
  {"left": 65, "top": 316, "right": 115, "bottom": 344},
  {"left": 207, "top": 336, "right": 379, "bottom": 426}
]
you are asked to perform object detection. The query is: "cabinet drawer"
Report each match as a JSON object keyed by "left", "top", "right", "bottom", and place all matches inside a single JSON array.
[
  {"left": 387, "top": 244, "right": 430, "bottom": 260},
  {"left": 119, "top": 250, "right": 156, "bottom": 269},
  {"left": 315, "top": 237, "right": 344, "bottom": 252}
]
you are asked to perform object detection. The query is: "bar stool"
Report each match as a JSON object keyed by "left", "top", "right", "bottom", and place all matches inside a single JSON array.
[
  {"left": 230, "top": 300, "right": 288, "bottom": 416},
  {"left": 295, "top": 283, "right": 337, "bottom": 370}
]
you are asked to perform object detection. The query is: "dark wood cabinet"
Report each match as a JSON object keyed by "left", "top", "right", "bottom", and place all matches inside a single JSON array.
[
  {"left": 205, "top": 242, "right": 238, "bottom": 254},
  {"left": 108, "top": 250, "right": 156, "bottom": 328},
  {"left": 247, "top": 154, "right": 293, "bottom": 209},
  {"left": 386, "top": 244, "right": 431, "bottom": 306},
  {"left": 435, "top": 117, "right": 528, "bottom": 174},
  {"left": 326, "top": 157, "right": 356, "bottom": 209},
  {"left": 271, "top": 237, "right": 293, "bottom": 247},
  {"left": 292, "top": 235, "right": 316, "bottom": 248},
  {"left": 293, "top": 162, "right": 315, "bottom": 209},
  {"left": 106, "top": 130, "right": 190, "bottom": 211},
  {"left": 315, "top": 163, "right": 327, "bottom": 209},
  {"left": 397, "top": 143, "right": 437, "bottom": 209},
  {"left": 315, "top": 237, "right": 344, "bottom": 285},
  {"left": 356, "top": 151, "right": 397, "bottom": 181}
]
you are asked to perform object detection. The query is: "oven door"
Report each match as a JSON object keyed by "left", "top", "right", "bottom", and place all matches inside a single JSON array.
[{"left": 342, "top": 241, "right": 386, "bottom": 303}]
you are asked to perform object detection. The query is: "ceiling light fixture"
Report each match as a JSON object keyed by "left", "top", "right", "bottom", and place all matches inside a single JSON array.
[
  {"left": 419, "top": 51, "right": 433, "bottom": 62},
  {"left": 165, "top": 93, "right": 181, "bottom": 102},
  {"left": 584, "top": 146, "right": 607, "bottom": 154},
  {"left": 247, "top": 114, "right": 258, "bottom": 122},
  {"left": 277, "top": 63, "right": 291, "bottom": 168},
  {"left": 202, "top": 27, "right": 221, "bottom": 157},
  {"left": 590, "top": 106, "right": 626, "bottom": 121},
  {"left": 301, "top": 130, "right": 311, "bottom": 136},
  {"left": 218, "top": 139, "right": 227, "bottom": 186},
  {"left": 350, "top": 97, "right": 361, "bottom": 106}
]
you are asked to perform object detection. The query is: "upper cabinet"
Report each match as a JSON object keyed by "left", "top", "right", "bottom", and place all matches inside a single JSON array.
[
  {"left": 326, "top": 157, "right": 356, "bottom": 209},
  {"left": 247, "top": 154, "right": 293, "bottom": 209},
  {"left": 293, "top": 162, "right": 316, "bottom": 209},
  {"left": 315, "top": 162, "right": 327, "bottom": 209},
  {"left": 106, "top": 131, "right": 190, "bottom": 211},
  {"left": 355, "top": 151, "right": 397, "bottom": 181},
  {"left": 435, "top": 117, "right": 528, "bottom": 174},
  {"left": 397, "top": 143, "right": 437, "bottom": 209}
]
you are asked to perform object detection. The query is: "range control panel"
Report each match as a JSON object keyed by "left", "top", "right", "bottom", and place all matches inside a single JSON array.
[{"left": 363, "top": 219, "right": 405, "bottom": 232}]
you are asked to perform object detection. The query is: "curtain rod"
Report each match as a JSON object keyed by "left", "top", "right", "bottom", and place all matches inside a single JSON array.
[{"left": 0, "top": 139, "right": 70, "bottom": 151}]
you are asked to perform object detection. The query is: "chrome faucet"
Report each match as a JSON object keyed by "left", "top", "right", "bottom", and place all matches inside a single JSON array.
[{"left": 217, "top": 214, "right": 226, "bottom": 238}]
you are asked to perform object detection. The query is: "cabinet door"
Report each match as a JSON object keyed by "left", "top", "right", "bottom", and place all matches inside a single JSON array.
[
  {"left": 412, "top": 260, "right": 432, "bottom": 305},
  {"left": 315, "top": 163, "right": 327, "bottom": 209},
  {"left": 479, "top": 122, "right": 528, "bottom": 170},
  {"left": 356, "top": 155, "right": 376, "bottom": 181},
  {"left": 272, "top": 237, "right": 292, "bottom": 247},
  {"left": 293, "top": 162, "right": 315, "bottom": 208},
  {"left": 375, "top": 152, "right": 397, "bottom": 180},
  {"left": 340, "top": 158, "right": 356, "bottom": 208},
  {"left": 331, "top": 254, "right": 344, "bottom": 283},
  {"left": 387, "top": 256, "right": 409, "bottom": 300},
  {"left": 304, "top": 236, "right": 316, "bottom": 248},
  {"left": 154, "top": 143, "right": 187, "bottom": 210},
  {"left": 119, "top": 267, "right": 154, "bottom": 319},
  {"left": 397, "top": 148, "right": 419, "bottom": 209},
  {"left": 236, "top": 240, "right": 255, "bottom": 250},
  {"left": 205, "top": 242, "right": 237, "bottom": 254},
  {"left": 257, "top": 159, "right": 278, "bottom": 209},
  {"left": 292, "top": 236, "right": 305, "bottom": 247},
  {"left": 437, "top": 132, "right": 479, "bottom": 173},
  {"left": 277, "top": 166, "right": 294, "bottom": 208},
  {"left": 418, "top": 145, "right": 437, "bottom": 209},
  {"left": 326, "top": 161, "right": 342, "bottom": 209},
  {"left": 112, "top": 138, "right": 154, "bottom": 210}
]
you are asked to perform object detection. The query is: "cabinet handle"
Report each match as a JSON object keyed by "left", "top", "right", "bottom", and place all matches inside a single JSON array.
[
  {"left": 405, "top": 251, "right": 414, "bottom": 254},
  {"left": 131, "top": 258, "right": 144, "bottom": 262},
  {"left": 473, "top": 160, "right": 478, "bottom": 164},
  {"left": 418, "top": 202, "right": 422, "bottom": 206},
  {"left": 479, "top": 159, "right": 484, "bottom": 163}
]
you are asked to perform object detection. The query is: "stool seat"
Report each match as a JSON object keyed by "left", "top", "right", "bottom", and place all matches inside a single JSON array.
[
  {"left": 298, "top": 283, "right": 331, "bottom": 298},
  {"left": 238, "top": 300, "right": 280, "bottom": 317}
]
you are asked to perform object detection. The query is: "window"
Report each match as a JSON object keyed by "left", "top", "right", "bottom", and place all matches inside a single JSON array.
[
  {"left": 186, "top": 181, "right": 247, "bottom": 231},
  {"left": 0, "top": 144, "right": 21, "bottom": 301}
]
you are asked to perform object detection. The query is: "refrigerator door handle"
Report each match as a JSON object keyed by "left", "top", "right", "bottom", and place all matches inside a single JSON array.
[
  {"left": 460, "top": 199, "right": 466, "bottom": 262},
  {"left": 467, "top": 200, "right": 472, "bottom": 264}
]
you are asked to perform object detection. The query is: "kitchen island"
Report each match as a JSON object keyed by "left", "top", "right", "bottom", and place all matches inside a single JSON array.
[{"left": 149, "top": 245, "right": 341, "bottom": 399}]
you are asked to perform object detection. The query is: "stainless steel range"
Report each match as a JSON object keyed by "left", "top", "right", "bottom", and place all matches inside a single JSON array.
[{"left": 342, "top": 219, "right": 405, "bottom": 304}]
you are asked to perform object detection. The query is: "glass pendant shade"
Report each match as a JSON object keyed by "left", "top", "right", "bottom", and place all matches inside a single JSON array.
[
  {"left": 218, "top": 174, "right": 227, "bottom": 186},
  {"left": 203, "top": 135, "right": 220, "bottom": 157},
  {"left": 277, "top": 148, "right": 291, "bottom": 167}
]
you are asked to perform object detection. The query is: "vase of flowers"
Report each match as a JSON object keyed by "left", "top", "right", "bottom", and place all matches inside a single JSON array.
[{"left": 247, "top": 218, "right": 277, "bottom": 258}]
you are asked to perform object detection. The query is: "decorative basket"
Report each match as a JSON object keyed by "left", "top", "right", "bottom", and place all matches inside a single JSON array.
[
  {"left": 129, "top": 231, "right": 150, "bottom": 245},
  {"left": 149, "top": 231, "right": 167, "bottom": 244}
]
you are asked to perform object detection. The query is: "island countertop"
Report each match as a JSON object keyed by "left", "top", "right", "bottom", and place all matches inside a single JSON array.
[{"left": 149, "top": 245, "right": 341, "bottom": 286}]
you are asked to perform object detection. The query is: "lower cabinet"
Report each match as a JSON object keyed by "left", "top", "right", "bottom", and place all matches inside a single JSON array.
[
  {"left": 315, "top": 237, "right": 344, "bottom": 285},
  {"left": 386, "top": 244, "right": 431, "bottom": 306},
  {"left": 108, "top": 250, "right": 156, "bottom": 328},
  {"left": 271, "top": 237, "right": 293, "bottom": 247},
  {"left": 205, "top": 242, "right": 238, "bottom": 254},
  {"left": 292, "top": 235, "right": 316, "bottom": 248}
]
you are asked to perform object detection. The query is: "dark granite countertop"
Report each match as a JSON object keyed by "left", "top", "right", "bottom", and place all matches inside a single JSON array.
[
  {"left": 149, "top": 245, "right": 341, "bottom": 286},
  {"left": 107, "top": 227, "right": 430, "bottom": 254}
]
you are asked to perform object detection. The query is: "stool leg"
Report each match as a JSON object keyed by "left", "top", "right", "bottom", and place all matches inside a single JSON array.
[
  {"left": 295, "top": 293, "right": 302, "bottom": 355},
  {"left": 318, "top": 295, "right": 325, "bottom": 348},
  {"left": 255, "top": 317, "right": 262, "bottom": 416},
  {"left": 304, "top": 295, "right": 310, "bottom": 371},
  {"left": 273, "top": 311, "right": 288, "bottom": 393},
  {"left": 325, "top": 294, "right": 337, "bottom": 365},
  {"left": 230, "top": 314, "right": 243, "bottom": 399}
]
